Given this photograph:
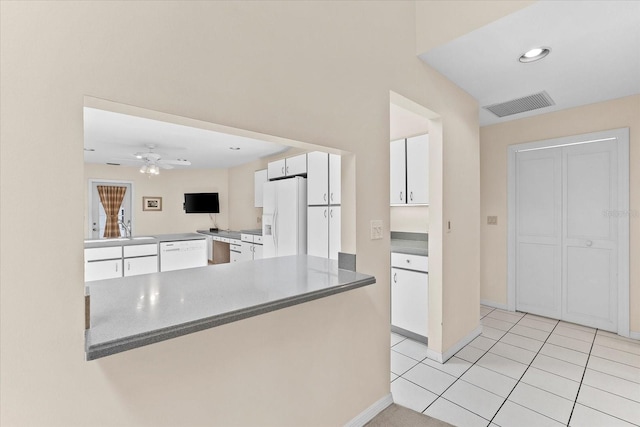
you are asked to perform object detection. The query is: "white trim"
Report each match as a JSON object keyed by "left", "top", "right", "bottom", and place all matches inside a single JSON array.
[
  {"left": 425, "top": 325, "right": 482, "bottom": 363},
  {"left": 507, "top": 128, "right": 630, "bottom": 336},
  {"left": 629, "top": 331, "right": 640, "bottom": 341},
  {"left": 480, "top": 299, "right": 509, "bottom": 311},
  {"left": 343, "top": 393, "right": 393, "bottom": 427}
]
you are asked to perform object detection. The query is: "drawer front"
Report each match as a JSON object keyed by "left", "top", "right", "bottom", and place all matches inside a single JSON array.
[
  {"left": 124, "top": 243, "right": 158, "bottom": 257},
  {"left": 253, "top": 235, "right": 263, "bottom": 244},
  {"left": 391, "top": 252, "right": 428, "bottom": 272},
  {"left": 85, "top": 246, "right": 122, "bottom": 262},
  {"left": 241, "top": 233, "right": 253, "bottom": 243},
  {"left": 230, "top": 243, "right": 242, "bottom": 251}
]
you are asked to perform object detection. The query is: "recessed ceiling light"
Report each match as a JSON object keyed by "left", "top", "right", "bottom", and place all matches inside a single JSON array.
[
  {"left": 519, "top": 47, "right": 551, "bottom": 63},
  {"left": 229, "top": 147, "right": 240, "bottom": 150}
]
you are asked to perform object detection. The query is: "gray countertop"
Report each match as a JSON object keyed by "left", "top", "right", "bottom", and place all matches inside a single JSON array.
[
  {"left": 85, "top": 255, "right": 375, "bottom": 360},
  {"left": 196, "top": 229, "right": 242, "bottom": 240},
  {"left": 390, "top": 232, "right": 428, "bottom": 256},
  {"left": 84, "top": 233, "right": 205, "bottom": 249}
]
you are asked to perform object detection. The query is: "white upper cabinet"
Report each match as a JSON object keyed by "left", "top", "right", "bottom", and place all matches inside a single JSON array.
[
  {"left": 285, "top": 153, "right": 307, "bottom": 176},
  {"left": 406, "top": 134, "right": 429, "bottom": 205},
  {"left": 267, "top": 159, "right": 286, "bottom": 180},
  {"left": 329, "top": 154, "right": 341, "bottom": 205},
  {"left": 307, "top": 152, "right": 329, "bottom": 205},
  {"left": 390, "top": 139, "right": 406, "bottom": 205},
  {"left": 267, "top": 154, "right": 307, "bottom": 180},
  {"left": 390, "top": 135, "right": 428, "bottom": 205},
  {"left": 254, "top": 169, "right": 268, "bottom": 207}
]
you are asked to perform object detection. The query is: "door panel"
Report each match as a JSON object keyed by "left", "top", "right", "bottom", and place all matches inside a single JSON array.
[
  {"left": 515, "top": 148, "right": 562, "bottom": 319},
  {"left": 307, "top": 206, "right": 328, "bottom": 258},
  {"left": 562, "top": 141, "right": 618, "bottom": 331},
  {"left": 329, "top": 206, "right": 340, "bottom": 260},
  {"left": 566, "top": 247, "right": 615, "bottom": 330},
  {"left": 406, "top": 134, "right": 429, "bottom": 204},
  {"left": 391, "top": 267, "right": 428, "bottom": 338},
  {"left": 307, "top": 152, "right": 328, "bottom": 205},
  {"left": 516, "top": 243, "right": 561, "bottom": 318}
]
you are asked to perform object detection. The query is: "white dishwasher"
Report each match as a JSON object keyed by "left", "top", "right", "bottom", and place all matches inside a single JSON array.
[{"left": 160, "top": 239, "right": 207, "bottom": 272}]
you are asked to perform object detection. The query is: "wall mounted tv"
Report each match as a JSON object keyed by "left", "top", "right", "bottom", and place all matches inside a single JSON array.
[{"left": 184, "top": 193, "right": 220, "bottom": 214}]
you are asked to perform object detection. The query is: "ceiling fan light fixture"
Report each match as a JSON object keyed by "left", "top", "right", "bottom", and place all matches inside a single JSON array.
[
  {"left": 139, "top": 164, "right": 148, "bottom": 173},
  {"left": 519, "top": 47, "right": 551, "bottom": 63}
]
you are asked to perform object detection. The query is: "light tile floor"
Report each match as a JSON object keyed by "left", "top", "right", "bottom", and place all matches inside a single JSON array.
[{"left": 391, "top": 305, "right": 640, "bottom": 427}]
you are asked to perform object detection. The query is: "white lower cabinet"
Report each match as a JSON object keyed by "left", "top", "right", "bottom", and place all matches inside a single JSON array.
[
  {"left": 239, "top": 234, "right": 263, "bottom": 261},
  {"left": 124, "top": 256, "right": 158, "bottom": 277},
  {"left": 85, "top": 259, "right": 122, "bottom": 281},
  {"left": 391, "top": 253, "right": 428, "bottom": 339}
]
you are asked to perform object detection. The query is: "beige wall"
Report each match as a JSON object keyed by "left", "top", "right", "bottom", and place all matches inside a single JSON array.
[
  {"left": 480, "top": 95, "right": 640, "bottom": 332},
  {"left": 84, "top": 164, "right": 229, "bottom": 236},
  {"left": 1, "top": 2, "right": 481, "bottom": 425},
  {"left": 390, "top": 206, "right": 429, "bottom": 233}
]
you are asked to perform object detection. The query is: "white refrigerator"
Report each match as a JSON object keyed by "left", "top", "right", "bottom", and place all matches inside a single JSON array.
[{"left": 262, "top": 177, "right": 307, "bottom": 258}]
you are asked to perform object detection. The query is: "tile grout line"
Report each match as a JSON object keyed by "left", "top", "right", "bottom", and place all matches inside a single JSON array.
[
  {"left": 416, "top": 307, "right": 498, "bottom": 416},
  {"left": 419, "top": 308, "right": 524, "bottom": 420},
  {"left": 566, "top": 328, "right": 598, "bottom": 426},
  {"left": 487, "top": 315, "right": 563, "bottom": 426}
]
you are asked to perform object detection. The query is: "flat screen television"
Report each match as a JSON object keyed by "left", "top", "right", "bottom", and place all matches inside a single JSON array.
[{"left": 184, "top": 193, "right": 220, "bottom": 214}]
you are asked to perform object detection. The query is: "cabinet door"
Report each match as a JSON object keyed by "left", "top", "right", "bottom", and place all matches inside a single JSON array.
[
  {"left": 329, "top": 154, "right": 341, "bottom": 205},
  {"left": 253, "top": 244, "right": 263, "bottom": 260},
  {"left": 329, "top": 206, "right": 341, "bottom": 260},
  {"left": 85, "top": 259, "right": 122, "bottom": 281},
  {"left": 391, "top": 267, "right": 428, "bottom": 338},
  {"left": 124, "top": 256, "right": 158, "bottom": 277},
  {"left": 390, "top": 139, "right": 406, "bottom": 205},
  {"left": 267, "top": 159, "right": 286, "bottom": 180},
  {"left": 286, "top": 153, "right": 307, "bottom": 176},
  {"left": 307, "top": 151, "right": 329, "bottom": 205},
  {"left": 307, "top": 206, "right": 329, "bottom": 258},
  {"left": 254, "top": 169, "right": 268, "bottom": 207},
  {"left": 406, "top": 134, "right": 429, "bottom": 205},
  {"left": 238, "top": 242, "right": 253, "bottom": 262}
]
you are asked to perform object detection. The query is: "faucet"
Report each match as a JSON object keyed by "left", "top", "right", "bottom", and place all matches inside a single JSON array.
[{"left": 118, "top": 219, "right": 132, "bottom": 238}]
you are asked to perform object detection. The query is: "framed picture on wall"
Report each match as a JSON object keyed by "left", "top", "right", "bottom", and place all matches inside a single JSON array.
[{"left": 142, "top": 196, "right": 162, "bottom": 211}]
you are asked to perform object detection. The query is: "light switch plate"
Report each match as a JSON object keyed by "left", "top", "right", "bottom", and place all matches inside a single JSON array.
[{"left": 370, "top": 220, "right": 383, "bottom": 240}]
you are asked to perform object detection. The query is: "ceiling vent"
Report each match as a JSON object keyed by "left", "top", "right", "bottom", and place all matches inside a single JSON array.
[{"left": 483, "top": 91, "right": 555, "bottom": 118}]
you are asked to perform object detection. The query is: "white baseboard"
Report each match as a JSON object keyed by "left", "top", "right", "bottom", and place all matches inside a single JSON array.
[
  {"left": 425, "top": 325, "right": 483, "bottom": 363},
  {"left": 344, "top": 393, "right": 393, "bottom": 427},
  {"left": 629, "top": 331, "right": 640, "bottom": 341},
  {"left": 480, "top": 299, "right": 509, "bottom": 311}
]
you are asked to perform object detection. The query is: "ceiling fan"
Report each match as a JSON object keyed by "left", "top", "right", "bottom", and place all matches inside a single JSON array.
[{"left": 132, "top": 145, "right": 191, "bottom": 175}]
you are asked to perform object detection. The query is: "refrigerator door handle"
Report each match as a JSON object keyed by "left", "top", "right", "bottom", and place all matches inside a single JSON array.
[{"left": 273, "top": 208, "right": 278, "bottom": 254}]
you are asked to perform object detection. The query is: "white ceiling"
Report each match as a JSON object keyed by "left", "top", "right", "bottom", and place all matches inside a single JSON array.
[
  {"left": 419, "top": 1, "right": 640, "bottom": 126},
  {"left": 83, "top": 108, "right": 290, "bottom": 169}
]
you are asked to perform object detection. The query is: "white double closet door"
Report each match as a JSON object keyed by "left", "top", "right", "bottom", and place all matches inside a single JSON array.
[{"left": 514, "top": 138, "right": 622, "bottom": 332}]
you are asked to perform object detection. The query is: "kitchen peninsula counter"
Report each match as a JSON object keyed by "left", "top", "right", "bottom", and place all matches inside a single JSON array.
[{"left": 85, "top": 255, "right": 375, "bottom": 360}]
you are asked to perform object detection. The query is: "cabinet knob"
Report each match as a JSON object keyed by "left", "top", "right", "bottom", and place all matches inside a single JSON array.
[
  {"left": 324, "top": 209, "right": 327, "bottom": 218},
  {"left": 393, "top": 273, "right": 397, "bottom": 283},
  {"left": 330, "top": 193, "right": 333, "bottom": 202},
  {"left": 281, "top": 166, "right": 285, "bottom": 174},
  {"left": 324, "top": 193, "right": 327, "bottom": 201},
  {"left": 286, "top": 166, "right": 289, "bottom": 174},
  {"left": 330, "top": 209, "right": 333, "bottom": 218},
  {"left": 406, "top": 259, "right": 410, "bottom": 263}
]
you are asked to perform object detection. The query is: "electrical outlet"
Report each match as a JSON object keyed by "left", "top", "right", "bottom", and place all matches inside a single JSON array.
[
  {"left": 370, "top": 220, "right": 383, "bottom": 240},
  {"left": 487, "top": 216, "right": 498, "bottom": 225}
]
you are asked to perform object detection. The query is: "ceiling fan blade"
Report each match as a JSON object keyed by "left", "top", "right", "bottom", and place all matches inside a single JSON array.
[
  {"left": 159, "top": 163, "right": 174, "bottom": 170},
  {"left": 158, "top": 159, "right": 191, "bottom": 166}
]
